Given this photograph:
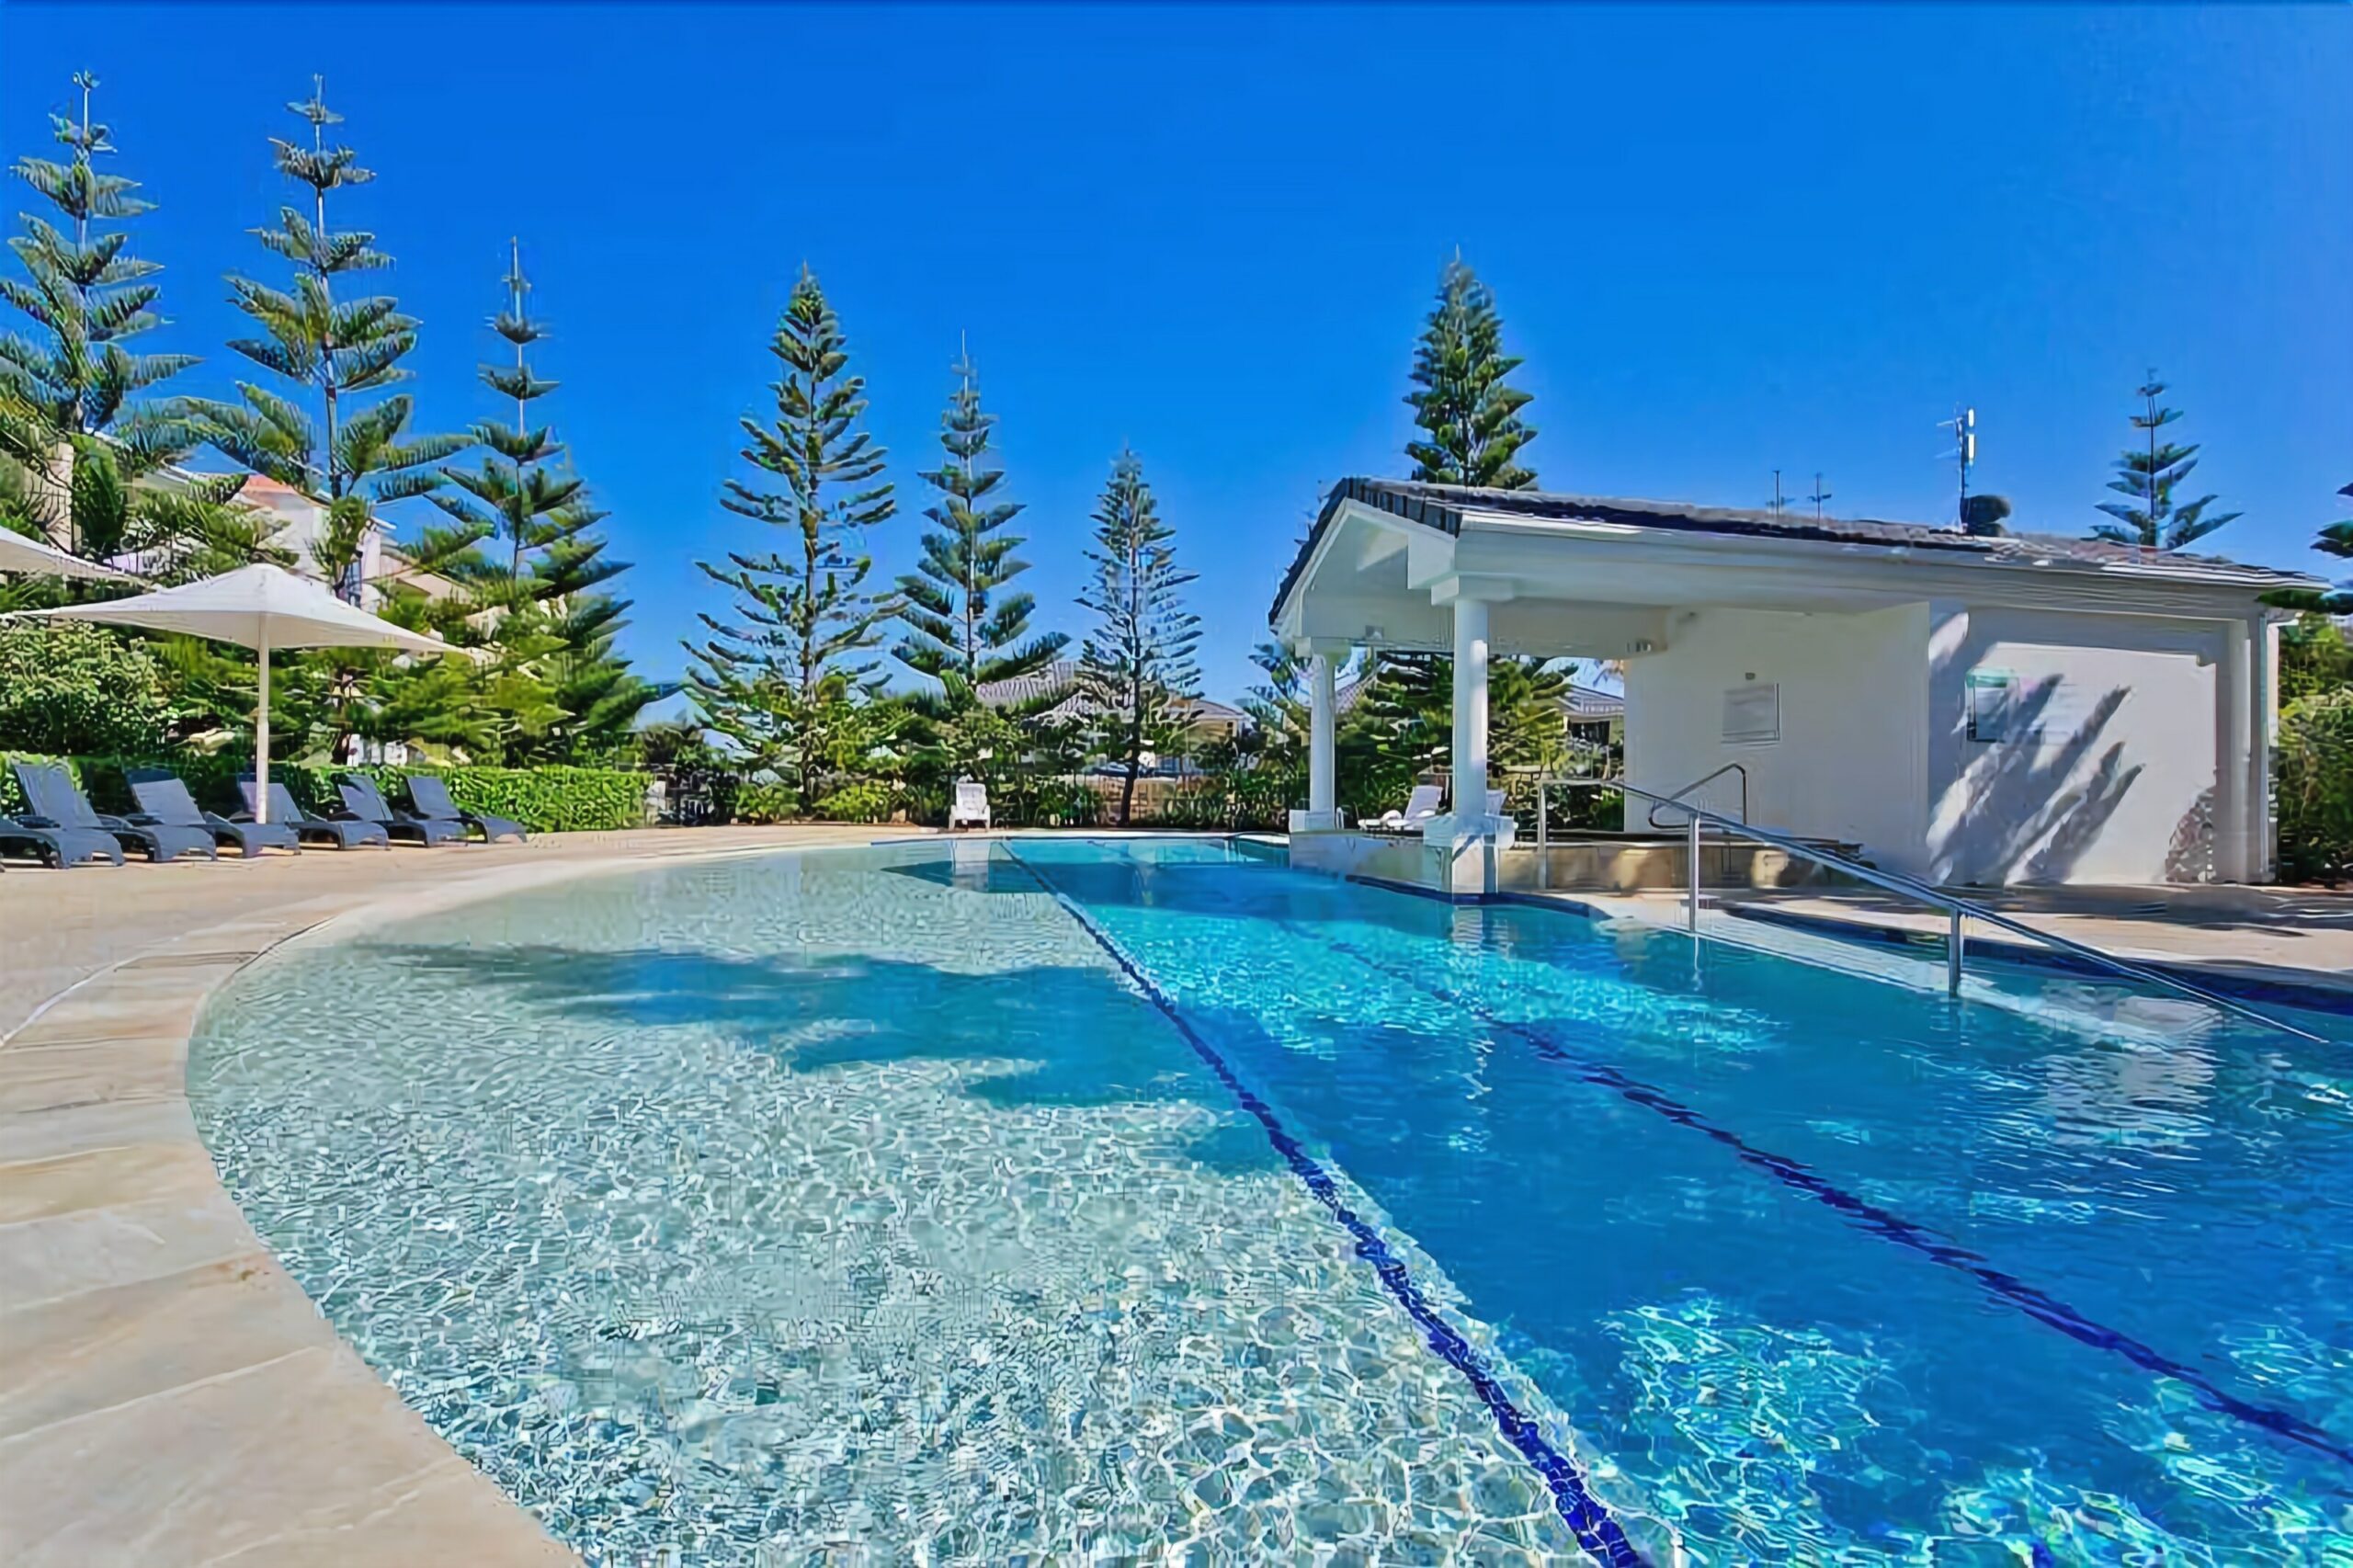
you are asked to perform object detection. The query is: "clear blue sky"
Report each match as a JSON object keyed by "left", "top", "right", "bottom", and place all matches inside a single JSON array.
[{"left": 4, "top": 4, "right": 2347, "bottom": 703}]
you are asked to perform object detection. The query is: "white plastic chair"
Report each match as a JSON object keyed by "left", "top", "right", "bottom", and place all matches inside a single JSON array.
[
  {"left": 1358, "top": 783, "right": 1443, "bottom": 832},
  {"left": 949, "top": 779, "right": 991, "bottom": 830}
]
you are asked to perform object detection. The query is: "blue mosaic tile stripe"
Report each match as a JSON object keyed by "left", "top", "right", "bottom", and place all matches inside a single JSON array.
[
  {"left": 999, "top": 843, "right": 1651, "bottom": 1568},
  {"left": 1308, "top": 928, "right": 2353, "bottom": 1476}
]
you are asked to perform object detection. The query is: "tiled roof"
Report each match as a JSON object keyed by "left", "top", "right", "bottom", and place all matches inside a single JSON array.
[{"left": 1273, "top": 477, "right": 2322, "bottom": 625}]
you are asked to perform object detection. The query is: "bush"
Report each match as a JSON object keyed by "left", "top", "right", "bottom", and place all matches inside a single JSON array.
[
  {"left": 0, "top": 622, "right": 174, "bottom": 757},
  {"left": 2279, "top": 691, "right": 2353, "bottom": 882},
  {"left": 0, "top": 752, "right": 648, "bottom": 833},
  {"left": 360, "top": 766, "right": 652, "bottom": 834},
  {"left": 730, "top": 780, "right": 800, "bottom": 824},
  {"left": 814, "top": 780, "right": 896, "bottom": 824}
]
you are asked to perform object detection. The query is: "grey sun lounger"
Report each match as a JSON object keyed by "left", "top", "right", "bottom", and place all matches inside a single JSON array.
[
  {"left": 128, "top": 769, "right": 301, "bottom": 858},
  {"left": 12, "top": 759, "right": 214, "bottom": 863},
  {"left": 0, "top": 812, "right": 123, "bottom": 867},
  {"left": 400, "top": 774, "right": 527, "bottom": 843},
  {"left": 237, "top": 777, "right": 390, "bottom": 850},
  {"left": 336, "top": 776, "right": 468, "bottom": 846}
]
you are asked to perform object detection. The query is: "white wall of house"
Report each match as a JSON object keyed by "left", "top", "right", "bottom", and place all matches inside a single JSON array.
[
  {"left": 1623, "top": 599, "right": 2246, "bottom": 885},
  {"left": 1925, "top": 603, "right": 2225, "bottom": 886},
  {"left": 1623, "top": 604, "right": 1931, "bottom": 868}
]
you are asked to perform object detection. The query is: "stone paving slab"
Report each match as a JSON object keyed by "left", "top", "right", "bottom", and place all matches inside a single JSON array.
[{"left": 0, "top": 825, "right": 900, "bottom": 1567}]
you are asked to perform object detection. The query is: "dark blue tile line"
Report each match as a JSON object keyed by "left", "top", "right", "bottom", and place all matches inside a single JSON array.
[
  {"left": 1344, "top": 871, "right": 1491, "bottom": 905},
  {"left": 997, "top": 843, "right": 1650, "bottom": 1567},
  {"left": 1723, "top": 903, "right": 2353, "bottom": 1020},
  {"left": 1304, "top": 926, "right": 2353, "bottom": 1476}
]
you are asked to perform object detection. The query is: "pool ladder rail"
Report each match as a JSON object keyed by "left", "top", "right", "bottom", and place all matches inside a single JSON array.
[{"left": 1535, "top": 777, "right": 2325, "bottom": 1046}]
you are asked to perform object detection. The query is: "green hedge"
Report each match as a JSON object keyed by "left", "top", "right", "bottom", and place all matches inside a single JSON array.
[
  {"left": 2279, "top": 691, "right": 2353, "bottom": 882},
  {"left": 0, "top": 752, "right": 650, "bottom": 833}
]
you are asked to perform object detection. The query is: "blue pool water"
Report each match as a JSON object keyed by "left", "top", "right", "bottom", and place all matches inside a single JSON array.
[{"left": 189, "top": 838, "right": 2353, "bottom": 1563}]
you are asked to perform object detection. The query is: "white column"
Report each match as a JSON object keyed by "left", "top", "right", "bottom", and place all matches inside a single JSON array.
[
  {"left": 2250, "top": 612, "right": 2278, "bottom": 882},
  {"left": 2216, "top": 617, "right": 2252, "bottom": 881},
  {"left": 1308, "top": 653, "right": 1337, "bottom": 819},
  {"left": 1450, "top": 596, "right": 1490, "bottom": 817}
]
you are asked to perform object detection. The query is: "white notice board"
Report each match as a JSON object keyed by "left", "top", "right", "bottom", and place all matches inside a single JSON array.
[{"left": 1722, "top": 683, "right": 1780, "bottom": 744}]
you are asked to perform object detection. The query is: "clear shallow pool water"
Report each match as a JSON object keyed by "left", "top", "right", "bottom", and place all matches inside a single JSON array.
[{"left": 189, "top": 838, "right": 2353, "bottom": 1563}]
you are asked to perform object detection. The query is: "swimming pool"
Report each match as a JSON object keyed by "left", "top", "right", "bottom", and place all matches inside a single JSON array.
[{"left": 189, "top": 837, "right": 2353, "bottom": 1562}]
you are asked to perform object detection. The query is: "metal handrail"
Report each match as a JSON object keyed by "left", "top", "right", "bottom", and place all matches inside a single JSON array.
[
  {"left": 1536, "top": 777, "right": 2324, "bottom": 1044},
  {"left": 1645, "top": 761, "right": 1746, "bottom": 830}
]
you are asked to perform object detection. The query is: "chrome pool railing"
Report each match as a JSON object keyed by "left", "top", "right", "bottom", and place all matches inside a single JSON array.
[{"left": 1534, "top": 777, "right": 2325, "bottom": 1045}]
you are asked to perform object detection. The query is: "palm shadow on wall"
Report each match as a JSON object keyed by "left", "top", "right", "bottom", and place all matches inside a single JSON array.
[{"left": 1938, "top": 675, "right": 2143, "bottom": 884}]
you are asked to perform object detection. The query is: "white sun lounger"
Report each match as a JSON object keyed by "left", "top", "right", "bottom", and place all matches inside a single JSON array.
[
  {"left": 1358, "top": 784, "right": 1443, "bottom": 832},
  {"left": 949, "top": 779, "right": 991, "bottom": 830}
]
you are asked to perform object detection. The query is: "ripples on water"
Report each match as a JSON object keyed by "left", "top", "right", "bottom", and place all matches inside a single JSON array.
[{"left": 191, "top": 839, "right": 2353, "bottom": 1562}]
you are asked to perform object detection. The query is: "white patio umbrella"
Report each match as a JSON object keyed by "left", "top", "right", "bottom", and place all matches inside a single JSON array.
[
  {"left": 6, "top": 562, "right": 457, "bottom": 822},
  {"left": 0, "top": 526, "right": 137, "bottom": 581}
]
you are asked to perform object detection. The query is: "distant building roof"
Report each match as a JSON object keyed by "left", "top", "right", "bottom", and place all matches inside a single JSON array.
[
  {"left": 1274, "top": 477, "right": 2320, "bottom": 626},
  {"left": 1562, "top": 681, "right": 1623, "bottom": 721}
]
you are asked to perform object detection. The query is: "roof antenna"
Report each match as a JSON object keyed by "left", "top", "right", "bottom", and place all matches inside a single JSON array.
[{"left": 1937, "top": 406, "right": 1976, "bottom": 529}]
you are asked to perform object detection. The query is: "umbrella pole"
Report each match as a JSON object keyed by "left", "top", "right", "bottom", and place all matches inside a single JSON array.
[{"left": 256, "top": 632, "right": 271, "bottom": 824}]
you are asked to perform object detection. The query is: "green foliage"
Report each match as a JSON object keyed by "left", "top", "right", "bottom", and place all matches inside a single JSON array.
[
  {"left": 1338, "top": 650, "right": 1573, "bottom": 815},
  {"left": 387, "top": 765, "right": 647, "bottom": 833},
  {"left": 0, "top": 748, "right": 644, "bottom": 832},
  {"left": 0, "top": 621, "right": 172, "bottom": 755},
  {"left": 192, "top": 78, "right": 462, "bottom": 529},
  {"left": 1077, "top": 449, "right": 1200, "bottom": 824},
  {"left": 1404, "top": 256, "right": 1537, "bottom": 490},
  {"left": 0, "top": 78, "right": 268, "bottom": 587},
  {"left": 2092, "top": 371, "right": 2238, "bottom": 551},
  {"left": 425, "top": 244, "right": 657, "bottom": 765},
  {"left": 688, "top": 267, "right": 896, "bottom": 802},
  {"left": 2280, "top": 614, "right": 2353, "bottom": 705},
  {"left": 894, "top": 348, "right": 1065, "bottom": 705},
  {"left": 814, "top": 779, "right": 896, "bottom": 823},
  {"left": 0, "top": 73, "right": 196, "bottom": 458},
  {"left": 730, "top": 780, "right": 801, "bottom": 825},
  {"left": 2278, "top": 691, "right": 2353, "bottom": 883}
]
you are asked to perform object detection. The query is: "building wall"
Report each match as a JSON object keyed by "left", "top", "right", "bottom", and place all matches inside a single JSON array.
[
  {"left": 1623, "top": 604, "right": 1931, "bottom": 869},
  {"left": 1924, "top": 603, "right": 2224, "bottom": 886},
  {"left": 1623, "top": 600, "right": 2236, "bottom": 885}
]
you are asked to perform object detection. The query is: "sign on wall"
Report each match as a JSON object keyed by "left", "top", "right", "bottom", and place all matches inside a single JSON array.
[
  {"left": 1966, "top": 669, "right": 2016, "bottom": 743},
  {"left": 1722, "top": 682, "right": 1779, "bottom": 744}
]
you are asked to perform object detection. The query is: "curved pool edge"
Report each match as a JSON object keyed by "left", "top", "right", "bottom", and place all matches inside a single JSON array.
[{"left": 0, "top": 825, "right": 908, "bottom": 1568}]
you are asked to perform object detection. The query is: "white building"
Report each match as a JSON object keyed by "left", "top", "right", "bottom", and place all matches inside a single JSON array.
[{"left": 1271, "top": 479, "right": 2321, "bottom": 892}]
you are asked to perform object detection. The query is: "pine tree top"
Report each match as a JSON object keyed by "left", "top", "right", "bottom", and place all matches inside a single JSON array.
[
  {"left": 2092, "top": 369, "right": 2240, "bottom": 551},
  {"left": 1404, "top": 256, "right": 1539, "bottom": 491}
]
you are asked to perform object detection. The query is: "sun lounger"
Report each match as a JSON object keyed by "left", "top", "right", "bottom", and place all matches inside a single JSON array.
[
  {"left": 127, "top": 768, "right": 300, "bottom": 858},
  {"left": 1358, "top": 783, "right": 1443, "bottom": 832},
  {"left": 949, "top": 779, "right": 991, "bottom": 830},
  {"left": 336, "top": 775, "right": 467, "bottom": 846},
  {"left": 237, "top": 777, "right": 390, "bottom": 850},
  {"left": 0, "top": 812, "right": 123, "bottom": 867},
  {"left": 399, "top": 774, "right": 526, "bottom": 843},
  {"left": 11, "top": 759, "right": 213, "bottom": 862}
]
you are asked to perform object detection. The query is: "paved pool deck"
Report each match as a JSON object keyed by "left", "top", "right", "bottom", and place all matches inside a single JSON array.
[
  {"left": 1535, "top": 882, "right": 2353, "bottom": 1011},
  {"left": 0, "top": 825, "right": 898, "bottom": 1567}
]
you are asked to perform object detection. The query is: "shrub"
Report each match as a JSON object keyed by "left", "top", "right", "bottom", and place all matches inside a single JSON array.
[
  {"left": 0, "top": 622, "right": 173, "bottom": 757},
  {"left": 814, "top": 780, "right": 896, "bottom": 824},
  {"left": 0, "top": 752, "right": 647, "bottom": 833},
  {"left": 356, "top": 766, "right": 652, "bottom": 834},
  {"left": 730, "top": 780, "right": 801, "bottom": 824},
  {"left": 2279, "top": 691, "right": 2353, "bottom": 882}
]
